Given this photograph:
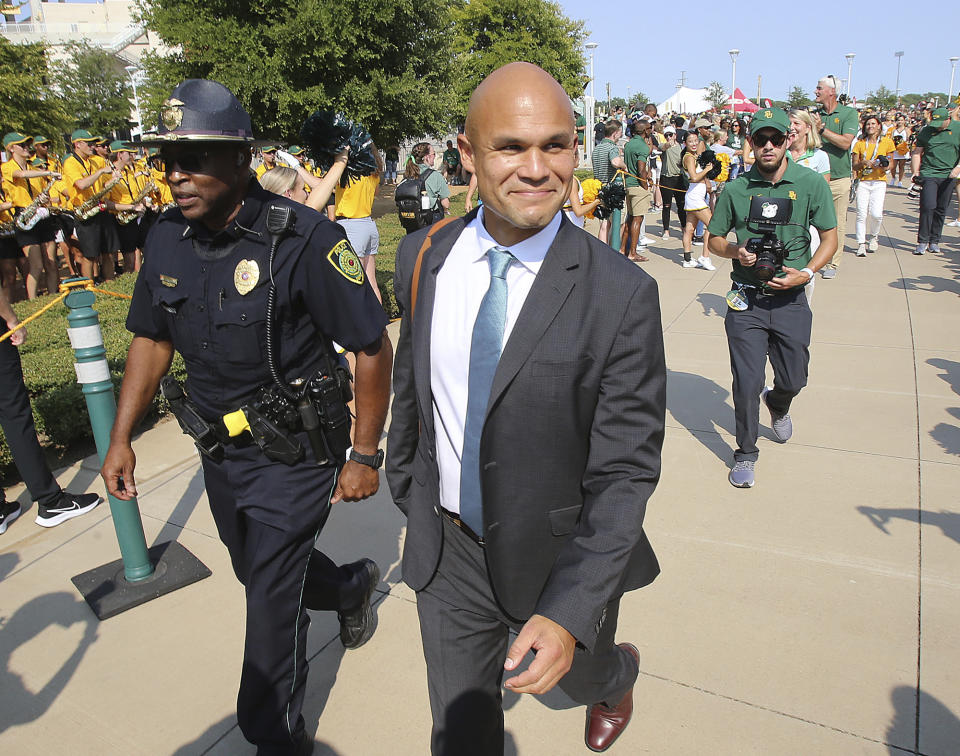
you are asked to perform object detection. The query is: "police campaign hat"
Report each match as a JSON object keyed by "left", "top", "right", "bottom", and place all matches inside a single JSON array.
[
  {"left": 3, "top": 132, "right": 32, "bottom": 149},
  {"left": 139, "top": 79, "right": 272, "bottom": 145},
  {"left": 929, "top": 107, "right": 950, "bottom": 124},
  {"left": 749, "top": 108, "right": 790, "bottom": 135}
]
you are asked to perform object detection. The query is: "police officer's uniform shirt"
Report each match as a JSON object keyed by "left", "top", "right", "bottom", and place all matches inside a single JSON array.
[
  {"left": 126, "top": 180, "right": 387, "bottom": 419},
  {"left": 708, "top": 159, "right": 836, "bottom": 288}
]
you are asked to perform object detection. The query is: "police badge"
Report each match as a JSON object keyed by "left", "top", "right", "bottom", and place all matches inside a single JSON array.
[{"left": 234, "top": 259, "right": 260, "bottom": 295}]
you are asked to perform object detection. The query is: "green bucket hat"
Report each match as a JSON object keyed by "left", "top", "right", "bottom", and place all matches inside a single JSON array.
[
  {"left": 110, "top": 140, "right": 137, "bottom": 153},
  {"left": 71, "top": 129, "right": 98, "bottom": 143},
  {"left": 33, "top": 135, "right": 50, "bottom": 146},
  {"left": 3, "top": 132, "right": 32, "bottom": 149}
]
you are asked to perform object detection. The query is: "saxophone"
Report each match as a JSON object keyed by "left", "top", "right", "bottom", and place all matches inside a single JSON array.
[
  {"left": 75, "top": 172, "right": 123, "bottom": 221},
  {"left": 15, "top": 176, "right": 58, "bottom": 231},
  {"left": 117, "top": 177, "right": 158, "bottom": 225}
]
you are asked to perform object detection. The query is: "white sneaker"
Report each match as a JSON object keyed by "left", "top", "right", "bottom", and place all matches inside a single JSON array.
[
  {"left": 868, "top": 238, "right": 879, "bottom": 252},
  {"left": 696, "top": 256, "right": 716, "bottom": 271},
  {"left": 947, "top": 219, "right": 960, "bottom": 227},
  {"left": 929, "top": 243, "right": 941, "bottom": 253},
  {"left": 896, "top": 181, "right": 904, "bottom": 188},
  {"left": 637, "top": 235, "right": 654, "bottom": 248},
  {"left": 913, "top": 244, "right": 927, "bottom": 255},
  {"left": 856, "top": 244, "right": 867, "bottom": 257},
  {"left": 662, "top": 231, "right": 671, "bottom": 240},
  {"left": 682, "top": 258, "right": 699, "bottom": 268}
]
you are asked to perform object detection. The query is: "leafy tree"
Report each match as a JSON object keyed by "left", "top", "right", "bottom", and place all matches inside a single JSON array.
[
  {"left": 0, "top": 38, "right": 71, "bottom": 149},
  {"left": 137, "top": 0, "right": 460, "bottom": 146},
  {"left": 786, "top": 85, "right": 811, "bottom": 109},
  {"left": 901, "top": 92, "right": 948, "bottom": 108},
  {"left": 865, "top": 84, "right": 896, "bottom": 110},
  {"left": 51, "top": 40, "right": 133, "bottom": 136},
  {"left": 705, "top": 81, "right": 727, "bottom": 111},
  {"left": 451, "top": 0, "right": 587, "bottom": 123}
]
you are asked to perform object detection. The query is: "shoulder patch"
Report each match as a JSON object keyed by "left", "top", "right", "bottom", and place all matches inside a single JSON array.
[{"left": 327, "top": 239, "right": 364, "bottom": 285}]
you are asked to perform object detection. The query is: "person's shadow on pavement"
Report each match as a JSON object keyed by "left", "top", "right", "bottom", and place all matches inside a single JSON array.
[
  {"left": 886, "top": 685, "right": 960, "bottom": 755},
  {"left": 857, "top": 505, "right": 960, "bottom": 546},
  {"left": 0, "top": 591, "right": 98, "bottom": 734},
  {"left": 667, "top": 369, "right": 735, "bottom": 463}
]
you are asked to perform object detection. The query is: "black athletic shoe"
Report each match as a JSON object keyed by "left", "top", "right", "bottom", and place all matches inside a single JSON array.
[
  {"left": 338, "top": 559, "right": 380, "bottom": 650},
  {"left": 35, "top": 491, "right": 102, "bottom": 528},
  {"left": 0, "top": 500, "right": 22, "bottom": 535}
]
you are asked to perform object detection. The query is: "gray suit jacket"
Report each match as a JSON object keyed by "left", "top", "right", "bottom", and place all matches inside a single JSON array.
[{"left": 386, "top": 210, "right": 665, "bottom": 651}]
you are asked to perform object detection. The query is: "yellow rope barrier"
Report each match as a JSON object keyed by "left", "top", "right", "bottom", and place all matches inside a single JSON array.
[{"left": 0, "top": 278, "right": 132, "bottom": 343}]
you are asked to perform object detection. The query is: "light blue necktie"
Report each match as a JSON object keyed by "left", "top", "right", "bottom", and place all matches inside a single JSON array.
[{"left": 459, "top": 246, "right": 514, "bottom": 535}]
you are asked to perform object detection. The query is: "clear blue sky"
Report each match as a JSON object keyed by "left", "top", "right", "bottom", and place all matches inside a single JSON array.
[{"left": 559, "top": 0, "right": 960, "bottom": 105}]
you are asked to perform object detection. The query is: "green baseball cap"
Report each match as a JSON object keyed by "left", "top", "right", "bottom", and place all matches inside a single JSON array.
[
  {"left": 33, "top": 135, "right": 50, "bottom": 145},
  {"left": 749, "top": 107, "right": 790, "bottom": 136},
  {"left": 3, "top": 132, "right": 32, "bottom": 148},
  {"left": 287, "top": 145, "right": 305, "bottom": 155},
  {"left": 930, "top": 107, "right": 950, "bottom": 124},
  {"left": 110, "top": 140, "right": 137, "bottom": 153},
  {"left": 261, "top": 145, "right": 278, "bottom": 153},
  {"left": 71, "top": 129, "right": 98, "bottom": 143}
]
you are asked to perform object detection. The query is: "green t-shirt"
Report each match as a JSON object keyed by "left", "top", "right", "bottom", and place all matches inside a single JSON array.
[
  {"left": 916, "top": 123, "right": 960, "bottom": 177},
  {"left": 576, "top": 114, "right": 586, "bottom": 145},
  {"left": 708, "top": 159, "right": 837, "bottom": 288},
  {"left": 622, "top": 136, "right": 650, "bottom": 188},
  {"left": 418, "top": 163, "right": 450, "bottom": 209},
  {"left": 819, "top": 103, "right": 859, "bottom": 179},
  {"left": 443, "top": 148, "right": 460, "bottom": 168}
]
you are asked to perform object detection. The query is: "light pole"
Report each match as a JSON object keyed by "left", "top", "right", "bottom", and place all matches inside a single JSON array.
[
  {"left": 585, "top": 42, "right": 598, "bottom": 162},
  {"left": 586, "top": 42, "right": 598, "bottom": 102},
  {"left": 728, "top": 49, "right": 740, "bottom": 114},
  {"left": 894, "top": 52, "right": 904, "bottom": 107},
  {"left": 845, "top": 52, "right": 855, "bottom": 102},
  {"left": 124, "top": 65, "right": 142, "bottom": 138},
  {"left": 949, "top": 56, "right": 960, "bottom": 103}
]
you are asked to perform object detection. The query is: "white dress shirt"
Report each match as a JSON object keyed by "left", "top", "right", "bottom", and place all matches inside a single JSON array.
[{"left": 430, "top": 208, "right": 562, "bottom": 515}]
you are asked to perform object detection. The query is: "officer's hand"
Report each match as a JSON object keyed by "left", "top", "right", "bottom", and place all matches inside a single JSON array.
[
  {"left": 332, "top": 459, "right": 379, "bottom": 503},
  {"left": 503, "top": 614, "right": 576, "bottom": 695},
  {"left": 6, "top": 319, "right": 25, "bottom": 346},
  {"left": 736, "top": 245, "right": 757, "bottom": 267},
  {"left": 101, "top": 443, "right": 138, "bottom": 500},
  {"left": 766, "top": 267, "right": 810, "bottom": 290}
]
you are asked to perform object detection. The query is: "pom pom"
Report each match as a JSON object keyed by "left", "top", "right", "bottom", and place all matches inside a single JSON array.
[
  {"left": 300, "top": 110, "right": 378, "bottom": 186},
  {"left": 594, "top": 180, "right": 626, "bottom": 220},
  {"left": 581, "top": 178, "right": 602, "bottom": 203},
  {"left": 697, "top": 149, "right": 724, "bottom": 180}
]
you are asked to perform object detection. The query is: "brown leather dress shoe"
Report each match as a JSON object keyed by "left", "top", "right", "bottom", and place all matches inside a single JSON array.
[{"left": 584, "top": 643, "right": 640, "bottom": 752}]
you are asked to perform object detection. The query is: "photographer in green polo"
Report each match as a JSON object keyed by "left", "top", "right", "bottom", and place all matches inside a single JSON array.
[
  {"left": 811, "top": 75, "right": 858, "bottom": 279},
  {"left": 707, "top": 108, "right": 837, "bottom": 489}
]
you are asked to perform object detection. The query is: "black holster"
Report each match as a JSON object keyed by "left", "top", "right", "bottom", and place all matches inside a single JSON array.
[{"left": 160, "top": 376, "right": 224, "bottom": 462}]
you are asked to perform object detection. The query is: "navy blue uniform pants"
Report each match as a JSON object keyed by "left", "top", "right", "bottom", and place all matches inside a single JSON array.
[
  {"left": 918, "top": 176, "right": 957, "bottom": 245},
  {"left": 724, "top": 287, "right": 812, "bottom": 463},
  {"left": 0, "top": 340, "right": 60, "bottom": 506},
  {"left": 201, "top": 447, "right": 352, "bottom": 755}
]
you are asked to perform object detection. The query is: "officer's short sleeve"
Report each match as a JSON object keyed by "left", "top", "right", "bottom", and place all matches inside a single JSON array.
[
  {"left": 808, "top": 176, "right": 837, "bottom": 231},
  {"left": 293, "top": 222, "right": 388, "bottom": 352},
  {"left": 125, "top": 261, "right": 171, "bottom": 340},
  {"left": 707, "top": 186, "right": 735, "bottom": 237}
]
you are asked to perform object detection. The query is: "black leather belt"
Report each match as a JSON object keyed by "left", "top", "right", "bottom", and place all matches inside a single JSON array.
[{"left": 441, "top": 508, "right": 484, "bottom": 547}]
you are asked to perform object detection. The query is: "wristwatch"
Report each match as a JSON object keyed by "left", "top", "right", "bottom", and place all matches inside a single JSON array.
[{"left": 349, "top": 448, "right": 385, "bottom": 469}]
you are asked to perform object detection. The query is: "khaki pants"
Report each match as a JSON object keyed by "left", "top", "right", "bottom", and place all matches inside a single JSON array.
[{"left": 828, "top": 176, "right": 851, "bottom": 268}]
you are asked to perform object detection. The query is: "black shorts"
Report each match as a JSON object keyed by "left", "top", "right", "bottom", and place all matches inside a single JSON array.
[
  {"left": 116, "top": 218, "right": 140, "bottom": 254},
  {"left": 0, "top": 235, "right": 23, "bottom": 260},
  {"left": 13, "top": 214, "right": 57, "bottom": 248},
  {"left": 74, "top": 213, "right": 120, "bottom": 260},
  {"left": 56, "top": 211, "right": 76, "bottom": 240}
]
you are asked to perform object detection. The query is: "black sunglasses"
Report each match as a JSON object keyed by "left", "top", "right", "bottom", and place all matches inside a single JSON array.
[
  {"left": 751, "top": 132, "right": 788, "bottom": 148},
  {"left": 160, "top": 149, "right": 215, "bottom": 173}
]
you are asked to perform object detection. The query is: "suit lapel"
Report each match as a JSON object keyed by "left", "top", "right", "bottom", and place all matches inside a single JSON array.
[
  {"left": 488, "top": 218, "right": 581, "bottom": 410},
  {"left": 412, "top": 213, "right": 475, "bottom": 440}
]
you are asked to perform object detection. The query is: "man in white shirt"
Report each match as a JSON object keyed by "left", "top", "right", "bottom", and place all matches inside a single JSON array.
[{"left": 387, "top": 62, "right": 666, "bottom": 754}]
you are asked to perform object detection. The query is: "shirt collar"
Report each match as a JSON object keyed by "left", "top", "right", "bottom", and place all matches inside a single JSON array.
[{"left": 465, "top": 206, "right": 562, "bottom": 274}]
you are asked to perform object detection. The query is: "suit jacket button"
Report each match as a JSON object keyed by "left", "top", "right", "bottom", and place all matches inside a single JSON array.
[{"left": 433, "top": 505, "right": 440, "bottom": 516}]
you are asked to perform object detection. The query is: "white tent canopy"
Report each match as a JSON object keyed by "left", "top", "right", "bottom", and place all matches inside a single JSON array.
[{"left": 657, "top": 87, "right": 712, "bottom": 115}]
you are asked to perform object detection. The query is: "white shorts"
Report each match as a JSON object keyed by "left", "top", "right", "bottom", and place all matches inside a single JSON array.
[{"left": 336, "top": 217, "right": 379, "bottom": 257}]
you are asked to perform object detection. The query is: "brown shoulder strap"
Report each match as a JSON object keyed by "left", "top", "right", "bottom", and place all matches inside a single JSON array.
[{"left": 410, "top": 215, "right": 459, "bottom": 323}]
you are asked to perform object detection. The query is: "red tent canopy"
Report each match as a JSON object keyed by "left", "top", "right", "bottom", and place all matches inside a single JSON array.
[{"left": 727, "top": 88, "right": 759, "bottom": 113}]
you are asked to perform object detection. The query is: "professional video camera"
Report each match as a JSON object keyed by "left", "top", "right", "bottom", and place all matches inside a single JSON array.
[{"left": 744, "top": 196, "right": 793, "bottom": 281}]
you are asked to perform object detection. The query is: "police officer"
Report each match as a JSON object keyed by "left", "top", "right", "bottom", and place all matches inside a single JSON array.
[
  {"left": 101, "top": 80, "right": 393, "bottom": 756},
  {"left": 706, "top": 108, "right": 838, "bottom": 489}
]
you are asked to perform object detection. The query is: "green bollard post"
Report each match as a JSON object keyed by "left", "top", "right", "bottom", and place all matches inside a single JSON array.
[
  {"left": 65, "top": 288, "right": 154, "bottom": 582},
  {"left": 610, "top": 207, "right": 622, "bottom": 252}
]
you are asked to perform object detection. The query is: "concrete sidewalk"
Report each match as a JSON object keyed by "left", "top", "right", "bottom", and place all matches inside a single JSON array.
[{"left": 1, "top": 187, "right": 958, "bottom": 755}]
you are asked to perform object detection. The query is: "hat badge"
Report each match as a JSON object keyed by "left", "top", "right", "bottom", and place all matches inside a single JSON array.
[
  {"left": 764, "top": 110, "right": 772, "bottom": 119},
  {"left": 162, "top": 98, "right": 185, "bottom": 130}
]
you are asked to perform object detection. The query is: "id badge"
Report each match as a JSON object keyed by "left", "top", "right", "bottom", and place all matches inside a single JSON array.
[{"left": 726, "top": 287, "right": 749, "bottom": 311}]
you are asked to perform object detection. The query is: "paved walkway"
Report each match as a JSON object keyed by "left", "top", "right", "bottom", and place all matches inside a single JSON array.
[{"left": 1, "top": 188, "right": 958, "bottom": 755}]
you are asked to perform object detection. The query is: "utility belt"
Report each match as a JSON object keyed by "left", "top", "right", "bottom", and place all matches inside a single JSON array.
[{"left": 161, "top": 368, "right": 353, "bottom": 467}]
